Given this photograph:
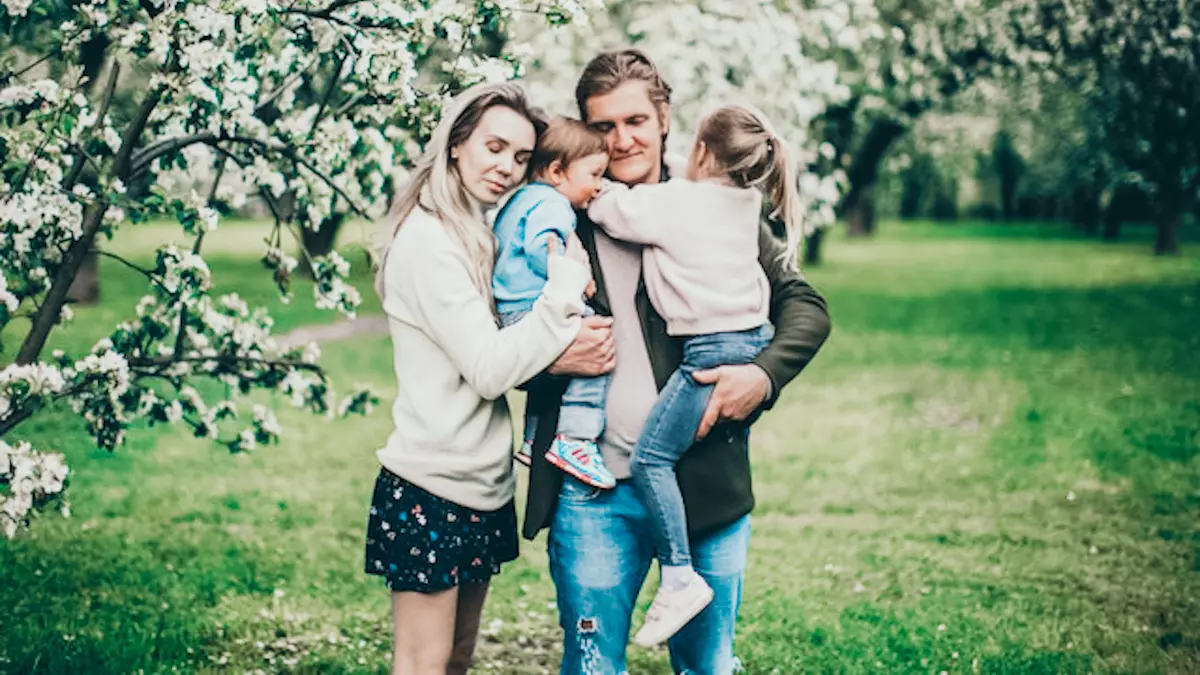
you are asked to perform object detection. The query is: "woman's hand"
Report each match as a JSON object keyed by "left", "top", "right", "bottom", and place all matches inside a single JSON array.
[
  {"left": 545, "top": 235, "right": 592, "bottom": 300},
  {"left": 562, "top": 232, "right": 591, "bottom": 269},
  {"left": 549, "top": 315, "right": 615, "bottom": 377},
  {"left": 561, "top": 233, "right": 599, "bottom": 297}
]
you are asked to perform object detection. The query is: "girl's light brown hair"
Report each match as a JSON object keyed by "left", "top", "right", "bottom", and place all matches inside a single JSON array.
[
  {"left": 373, "top": 81, "right": 546, "bottom": 301},
  {"left": 529, "top": 116, "right": 608, "bottom": 179},
  {"left": 696, "top": 103, "right": 804, "bottom": 269}
]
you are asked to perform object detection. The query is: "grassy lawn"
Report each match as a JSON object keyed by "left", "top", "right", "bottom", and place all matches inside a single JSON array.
[{"left": 2, "top": 221, "right": 1198, "bottom": 673}]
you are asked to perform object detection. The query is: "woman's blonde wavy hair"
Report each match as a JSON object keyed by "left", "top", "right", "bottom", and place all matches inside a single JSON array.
[{"left": 374, "top": 81, "right": 546, "bottom": 301}]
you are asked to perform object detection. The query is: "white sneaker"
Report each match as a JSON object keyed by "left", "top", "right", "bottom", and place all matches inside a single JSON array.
[{"left": 632, "top": 575, "right": 714, "bottom": 647}]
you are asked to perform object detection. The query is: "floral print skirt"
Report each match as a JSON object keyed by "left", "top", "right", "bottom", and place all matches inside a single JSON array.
[{"left": 364, "top": 467, "right": 518, "bottom": 593}]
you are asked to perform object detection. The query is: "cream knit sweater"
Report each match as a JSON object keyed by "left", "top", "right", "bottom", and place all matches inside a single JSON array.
[{"left": 375, "top": 207, "right": 589, "bottom": 510}]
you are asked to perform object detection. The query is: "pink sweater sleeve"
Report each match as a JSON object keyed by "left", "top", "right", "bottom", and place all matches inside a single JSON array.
[{"left": 586, "top": 181, "right": 680, "bottom": 245}]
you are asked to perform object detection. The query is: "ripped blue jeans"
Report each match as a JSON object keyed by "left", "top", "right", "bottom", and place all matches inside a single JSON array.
[{"left": 548, "top": 479, "right": 749, "bottom": 675}]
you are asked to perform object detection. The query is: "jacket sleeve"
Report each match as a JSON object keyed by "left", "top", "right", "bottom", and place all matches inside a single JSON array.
[{"left": 751, "top": 224, "right": 832, "bottom": 410}]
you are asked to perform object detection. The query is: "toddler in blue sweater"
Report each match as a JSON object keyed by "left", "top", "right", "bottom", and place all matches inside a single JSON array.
[{"left": 492, "top": 116, "right": 615, "bottom": 489}]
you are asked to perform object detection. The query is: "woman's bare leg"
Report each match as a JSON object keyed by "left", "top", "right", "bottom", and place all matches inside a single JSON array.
[
  {"left": 391, "top": 587, "right": 458, "bottom": 675},
  {"left": 448, "top": 581, "right": 490, "bottom": 675}
]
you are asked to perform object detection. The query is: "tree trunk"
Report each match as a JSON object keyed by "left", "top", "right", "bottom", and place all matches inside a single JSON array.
[
  {"left": 803, "top": 227, "right": 825, "bottom": 266},
  {"left": 1073, "top": 183, "right": 1101, "bottom": 236},
  {"left": 302, "top": 217, "right": 342, "bottom": 257},
  {"left": 66, "top": 249, "right": 101, "bottom": 305},
  {"left": 840, "top": 118, "right": 906, "bottom": 235},
  {"left": 1102, "top": 183, "right": 1138, "bottom": 241},
  {"left": 845, "top": 189, "right": 877, "bottom": 238},
  {"left": 297, "top": 214, "right": 345, "bottom": 276},
  {"left": 16, "top": 204, "right": 106, "bottom": 365},
  {"left": 1154, "top": 204, "right": 1182, "bottom": 256},
  {"left": 899, "top": 168, "right": 924, "bottom": 219},
  {"left": 1102, "top": 203, "right": 1123, "bottom": 240},
  {"left": 59, "top": 36, "right": 113, "bottom": 306},
  {"left": 994, "top": 133, "right": 1022, "bottom": 221}
]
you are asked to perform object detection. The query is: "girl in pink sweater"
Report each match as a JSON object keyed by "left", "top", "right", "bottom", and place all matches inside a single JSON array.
[{"left": 587, "top": 102, "right": 805, "bottom": 646}]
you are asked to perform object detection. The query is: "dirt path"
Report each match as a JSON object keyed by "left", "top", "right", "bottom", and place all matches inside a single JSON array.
[{"left": 276, "top": 315, "right": 388, "bottom": 349}]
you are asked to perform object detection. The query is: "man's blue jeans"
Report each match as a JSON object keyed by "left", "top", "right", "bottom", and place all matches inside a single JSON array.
[
  {"left": 548, "top": 479, "right": 750, "bottom": 675},
  {"left": 631, "top": 325, "right": 772, "bottom": 568},
  {"left": 500, "top": 306, "right": 610, "bottom": 444}
]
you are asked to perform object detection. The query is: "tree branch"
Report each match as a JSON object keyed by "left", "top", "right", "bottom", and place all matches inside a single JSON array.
[
  {"left": 94, "top": 250, "right": 172, "bottom": 295},
  {"left": 129, "top": 132, "right": 218, "bottom": 178},
  {"left": 15, "top": 202, "right": 108, "bottom": 365},
  {"left": 113, "top": 87, "right": 164, "bottom": 178},
  {"left": 132, "top": 135, "right": 368, "bottom": 221},
  {"left": 64, "top": 61, "right": 122, "bottom": 189},
  {"left": 219, "top": 136, "right": 368, "bottom": 217},
  {"left": 2, "top": 28, "right": 88, "bottom": 83},
  {"left": 127, "top": 353, "right": 324, "bottom": 373},
  {"left": 308, "top": 55, "right": 346, "bottom": 140},
  {"left": 171, "top": 156, "right": 227, "bottom": 361}
]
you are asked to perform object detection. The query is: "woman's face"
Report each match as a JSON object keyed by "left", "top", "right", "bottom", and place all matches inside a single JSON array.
[{"left": 452, "top": 105, "right": 537, "bottom": 206}]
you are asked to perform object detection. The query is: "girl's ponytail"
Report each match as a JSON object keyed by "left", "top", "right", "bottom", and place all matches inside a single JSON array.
[
  {"left": 762, "top": 136, "right": 803, "bottom": 270},
  {"left": 696, "top": 103, "right": 805, "bottom": 270}
]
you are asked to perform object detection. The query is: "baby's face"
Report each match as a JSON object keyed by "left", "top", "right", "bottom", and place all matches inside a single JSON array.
[{"left": 557, "top": 152, "right": 609, "bottom": 209}]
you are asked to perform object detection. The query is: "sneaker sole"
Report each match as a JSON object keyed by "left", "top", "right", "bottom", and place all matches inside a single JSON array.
[
  {"left": 632, "top": 585, "right": 715, "bottom": 647},
  {"left": 514, "top": 452, "right": 532, "bottom": 467},
  {"left": 544, "top": 450, "right": 615, "bottom": 489}
]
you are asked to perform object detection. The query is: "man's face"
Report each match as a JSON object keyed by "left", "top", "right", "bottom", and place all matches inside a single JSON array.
[{"left": 583, "top": 81, "right": 668, "bottom": 186}]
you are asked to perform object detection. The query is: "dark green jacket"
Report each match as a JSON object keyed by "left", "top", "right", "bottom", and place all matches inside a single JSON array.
[{"left": 520, "top": 212, "right": 831, "bottom": 541}]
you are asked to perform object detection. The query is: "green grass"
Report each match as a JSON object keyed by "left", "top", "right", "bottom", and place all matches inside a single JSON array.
[{"left": 2, "top": 221, "right": 1198, "bottom": 673}]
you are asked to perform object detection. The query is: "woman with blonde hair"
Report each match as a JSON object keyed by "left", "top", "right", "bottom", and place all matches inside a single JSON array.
[{"left": 364, "top": 81, "right": 594, "bottom": 674}]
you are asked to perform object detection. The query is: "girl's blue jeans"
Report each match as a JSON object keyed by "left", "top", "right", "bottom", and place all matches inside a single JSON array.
[{"left": 630, "top": 324, "right": 773, "bottom": 567}]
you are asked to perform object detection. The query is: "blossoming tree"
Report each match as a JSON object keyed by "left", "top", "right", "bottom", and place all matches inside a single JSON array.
[{"left": 0, "top": 0, "right": 600, "bottom": 537}]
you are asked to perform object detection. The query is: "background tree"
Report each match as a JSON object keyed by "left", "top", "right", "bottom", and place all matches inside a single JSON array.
[
  {"left": 816, "top": 0, "right": 1031, "bottom": 242},
  {"left": 1014, "top": 0, "right": 1199, "bottom": 254}
]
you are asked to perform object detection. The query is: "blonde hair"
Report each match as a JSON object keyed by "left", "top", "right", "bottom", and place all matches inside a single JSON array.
[
  {"left": 374, "top": 81, "right": 546, "bottom": 300},
  {"left": 695, "top": 103, "right": 804, "bottom": 269},
  {"left": 529, "top": 116, "right": 608, "bottom": 179}
]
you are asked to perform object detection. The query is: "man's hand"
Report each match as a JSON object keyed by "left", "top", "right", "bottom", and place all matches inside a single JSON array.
[
  {"left": 549, "top": 315, "right": 615, "bottom": 377},
  {"left": 692, "top": 364, "right": 771, "bottom": 440}
]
